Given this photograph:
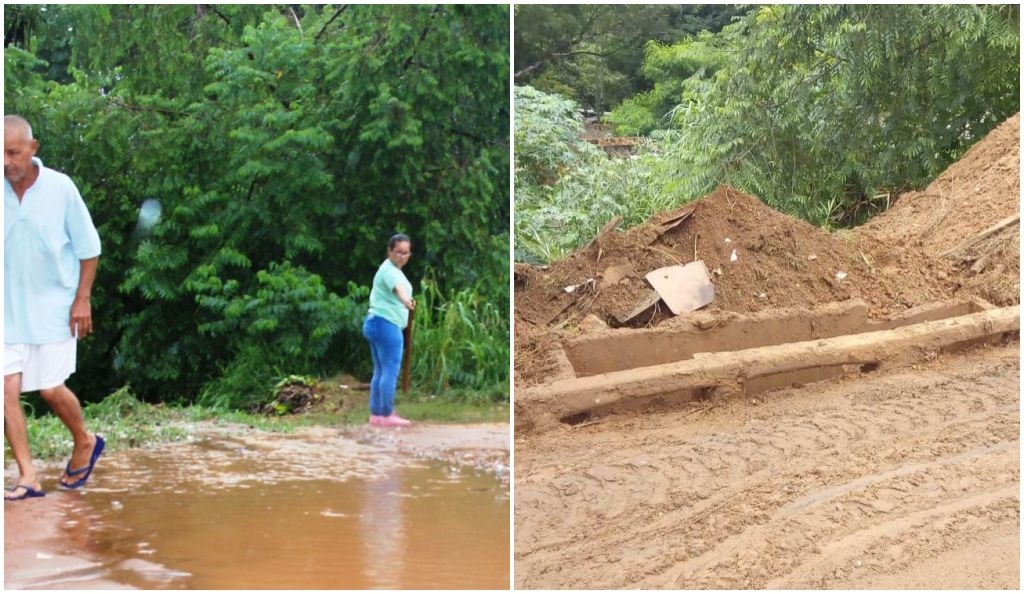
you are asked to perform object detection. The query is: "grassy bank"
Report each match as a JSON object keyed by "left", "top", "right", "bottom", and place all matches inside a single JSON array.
[{"left": 5, "top": 383, "right": 508, "bottom": 464}]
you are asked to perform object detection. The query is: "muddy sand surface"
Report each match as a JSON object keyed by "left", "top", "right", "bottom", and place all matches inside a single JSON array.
[
  {"left": 5, "top": 421, "right": 509, "bottom": 589},
  {"left": 514, "top": 343, "right": 1019, "bottom": 589}
]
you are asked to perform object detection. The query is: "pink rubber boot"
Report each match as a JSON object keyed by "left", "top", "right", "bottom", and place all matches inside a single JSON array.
[{"left": 380, "top": 413, "right": 412, "bottom": 427}]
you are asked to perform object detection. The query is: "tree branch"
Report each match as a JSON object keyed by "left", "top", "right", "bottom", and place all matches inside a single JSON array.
[
  {"left": 203, "top": 4, "right": 231, "bottom": 26},
  {"left": 315, "top": 5, "right": 349, "bottom": 43},
  {"left": 515, "top": 60, "right": 545, "bottom": 80},
  {"left": 402, "top": 5, "right": 442, "bottom": 73},
  {"left": 516, "top": 38, "right": 635, "bottom": 81},
  {"left": 108, "top": 96, "right": 189, "bottom": 118},
  {"left": 553, "top": 49, "right": 622, "bottom": 59},
  {"left": 287, "top": 6, "right": 303, "bottom": 34},
  {"left": 450, "top": 128, "right": 487, "bottom": 143}
]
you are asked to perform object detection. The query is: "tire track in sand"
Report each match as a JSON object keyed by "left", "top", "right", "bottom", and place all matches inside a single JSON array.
[{"left": 514, "top": 343, "right": 1019, "bottom": 589}]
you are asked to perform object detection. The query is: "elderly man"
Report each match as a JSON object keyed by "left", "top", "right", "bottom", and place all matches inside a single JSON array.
[{"left": 4, "top": 115, "right": 105, "bottom": 500}]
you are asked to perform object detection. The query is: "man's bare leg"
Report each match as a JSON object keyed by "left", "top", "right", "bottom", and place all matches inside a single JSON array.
[
  {"left": 37, "top": 384, "right": 96, "bottom": 486},
  {"left": 4, "top": 373, "right": 41, "bottom": 498}
]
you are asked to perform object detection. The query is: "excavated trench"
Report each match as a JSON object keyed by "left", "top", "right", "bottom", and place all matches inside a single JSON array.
[{"left": 520, "top": 298, "right": 1018, "bottom": 430}]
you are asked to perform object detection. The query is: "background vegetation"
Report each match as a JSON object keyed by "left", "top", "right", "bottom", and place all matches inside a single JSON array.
[
  {"left": 514, "top": 4, "right": 746, "bottom": 114},
  {"left": 515, "top": 4, "right": 1019, "bottom": 262},
  {"left": 5, "top": 4, "right": 510, "bottom": 410}
]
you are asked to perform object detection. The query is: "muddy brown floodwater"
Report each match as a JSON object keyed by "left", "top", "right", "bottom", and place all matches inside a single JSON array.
[{"left": 5, "top": 422, "right": 509, "bottom": 589}]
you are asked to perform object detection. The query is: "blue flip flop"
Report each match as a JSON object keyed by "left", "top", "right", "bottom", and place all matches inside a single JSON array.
[
  {"left": 5, "top": 484, "right": 46, "bottom": 501},
  {"left": 60, "top": 435, "right": 105, "bottom": 490}
]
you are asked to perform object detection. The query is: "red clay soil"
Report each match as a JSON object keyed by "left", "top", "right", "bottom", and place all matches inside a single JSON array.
[
  {"left": 515, "top": 113, "right": 1021, "bottom": 387},
  {"left": 856, "top": 113, "right": 1020, "bottom": 306},
  {"left": 515, "top": 185, "right": 959, "bottom": 385}
]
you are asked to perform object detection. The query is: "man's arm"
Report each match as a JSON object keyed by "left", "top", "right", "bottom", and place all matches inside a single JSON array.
[{"left": 70, "top": 257, "right": 99, "bottom": 338}]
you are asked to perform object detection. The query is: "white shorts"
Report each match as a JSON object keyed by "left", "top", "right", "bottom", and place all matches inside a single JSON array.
[{"left": 4, "top": 339, "right": 77, "bottom": 392}]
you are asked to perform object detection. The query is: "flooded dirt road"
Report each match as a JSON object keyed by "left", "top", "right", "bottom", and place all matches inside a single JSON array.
[
  {"left": 6, "top": 422, "right": 509, "bottom": 589},
  {"left": 514, "top": 343, "right": 1019, "bottom": 589}
]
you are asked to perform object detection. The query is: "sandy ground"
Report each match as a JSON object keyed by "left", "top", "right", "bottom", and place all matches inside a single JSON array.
[
  {"left": 514, "top": 343, "right": 1019, "bottom": 589},
  {"left": 5, "top": 421, "right": 508, "bottom": 589}
]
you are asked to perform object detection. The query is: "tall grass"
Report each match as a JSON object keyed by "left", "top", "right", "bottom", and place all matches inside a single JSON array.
[
  {"left": 13, "top": 386, "right": 191, "bottom": 462},
  {"left": 410, "top": 277, "right": 509, "bottom": 401}
]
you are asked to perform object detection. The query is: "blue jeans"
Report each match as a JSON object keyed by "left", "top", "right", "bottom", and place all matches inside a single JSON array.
[{"left": 362, "top": 315, "right": 404, "bottom": 417}]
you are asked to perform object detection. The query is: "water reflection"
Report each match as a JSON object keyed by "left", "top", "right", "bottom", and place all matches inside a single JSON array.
[
  {"left": 359, "top": 471, "right": 405, "bottom": 589},
  {"left": 5, "top": 436, "right": 509, "bottom": 590}
]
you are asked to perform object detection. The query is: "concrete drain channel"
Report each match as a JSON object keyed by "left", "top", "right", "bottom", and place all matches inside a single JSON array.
[{"left": 517, "top": 298, "right": 1020, "bottom": 431}]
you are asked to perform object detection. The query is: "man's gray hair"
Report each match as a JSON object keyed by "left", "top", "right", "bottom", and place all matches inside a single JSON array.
[{"left": 4, "top": 115, "right": 35, "bottom": 141}]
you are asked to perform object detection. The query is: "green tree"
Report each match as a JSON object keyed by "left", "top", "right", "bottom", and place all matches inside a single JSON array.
[
  {"left": 514, "top": 4, "right": 748, "bottom": 112},
  {"left": 654, "top": 4, "right": 1020, "bottom": 226},
  {"left": 516, "top": 5, "right": 1020, "bottom": 264},
  {"left": 5, "top": 4, "right": 510, "bottom": 407}
]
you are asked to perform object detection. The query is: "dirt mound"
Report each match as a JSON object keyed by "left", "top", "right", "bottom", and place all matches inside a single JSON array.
[
  {"left": 515, "top": 185, "right": 962, "bottom": 385},
  {"left": 516, "top": 185, "right": 958, "bottom": 324},
  {"left": 856, "top": 113, "right": 1020, "bottom": 305}
]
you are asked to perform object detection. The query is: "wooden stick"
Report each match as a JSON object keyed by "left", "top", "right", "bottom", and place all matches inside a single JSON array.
[
  {"left": 401, "top": 307, "right": 415, "bottom": 392},
  {"left": 940, "top": 215, "right": 1019, "bottom": 257},
  {"left": 583, "top": 216, "right": 623, "bottom": 251}
]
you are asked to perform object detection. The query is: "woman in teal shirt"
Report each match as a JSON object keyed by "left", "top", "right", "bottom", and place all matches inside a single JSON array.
[{"left": 362, "top": 234, "right": 416, "bottom": 426}]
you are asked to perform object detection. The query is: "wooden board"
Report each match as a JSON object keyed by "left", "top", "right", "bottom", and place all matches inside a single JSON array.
[
  {"left": 644, "top": 260, "right": 715, "bottom": 315},
  {"left": 611, "top": 289, "right": 661, "bottom": 326}
]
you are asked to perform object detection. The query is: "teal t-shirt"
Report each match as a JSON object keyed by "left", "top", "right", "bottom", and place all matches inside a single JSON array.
[
  {"left": 4, "top": 157, "right": 102, "bottom": 344},
  {"left": 368, "top": 259, "right": 412, "bottom": 329}
]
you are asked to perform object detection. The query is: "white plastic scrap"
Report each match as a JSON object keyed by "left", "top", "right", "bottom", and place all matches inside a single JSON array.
[
  {"left": 730, "top": 249, "right": 738, "bottom": 262},
  {"left": 564, "top": 278, "right": 595, "bottom": 293},
  {"left": 835, "top": 271, "right": 848, "bottom": 281},
  {"left": 807, "top": 254, "right": 818, "bottom": 261}
]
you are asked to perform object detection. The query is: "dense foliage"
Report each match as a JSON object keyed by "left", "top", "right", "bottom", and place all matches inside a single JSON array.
[
  {"left": 640, "top": 4, "right": 1020, "bottom": 226},
  {"left": 514, "top": 4, "right": 747, "bottom": 113},
  {"left": 5, "top": 4, "right": 510, "bottom": 408},
  {"left": 515, "top": 4, "right": 1020, "bottom": 262},
  {"left": 514, "top": 86, "right": 670, "bottom": 263}
]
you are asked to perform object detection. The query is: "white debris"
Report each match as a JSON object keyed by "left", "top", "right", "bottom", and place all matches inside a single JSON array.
[
  {"left": 564, "top": 278, "right": 595, "bottom": 293},
  {"left": 835, "top": 271, "right": 848, "bottom": 281},
  {"left": 807, "top": 254, "right": 818, "bottom": 261},
  {"left": 730, "top": 249, "right": 738, "bottom": 262}
]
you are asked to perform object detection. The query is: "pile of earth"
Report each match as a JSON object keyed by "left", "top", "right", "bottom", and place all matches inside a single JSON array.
[
  {"left": 856, "top": 113, "right": 1020, "bottom": 306},
  {"left": 517, "top": 185, "right": 962, "bottom": 321},
  {"left": 515, "top": 113, "right": 1020, "bottom": 387},
  {"left": 515, "top": 185, "right": 960, "bottom": 385}
]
